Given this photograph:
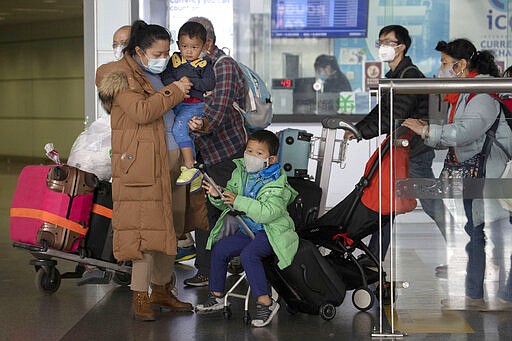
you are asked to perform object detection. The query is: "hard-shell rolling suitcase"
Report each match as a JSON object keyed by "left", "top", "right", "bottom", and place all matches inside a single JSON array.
[
  {"left": 287, "top": 177, "right": 322, "bottom": 231},
  {"left": 10, "top": 165, "right": 96, "bottom": 252},
  {"left": 264, "top": 239, "right": 346, "bottom": 320},
  {"left": 37, "top": 165, "right": 97, "bottom": 251},
  {"left": 84, "top": 180, "right": 115, "bottom": 262},
  {"left": 277, "top": 128, "right": 312, "bottom": 178}
]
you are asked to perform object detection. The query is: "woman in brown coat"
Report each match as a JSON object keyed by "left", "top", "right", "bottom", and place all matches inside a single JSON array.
[{"left": 96, "top": 20, "right": 193, "bottom": 321}]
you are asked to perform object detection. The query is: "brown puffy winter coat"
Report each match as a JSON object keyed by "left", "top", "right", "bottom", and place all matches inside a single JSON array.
[{"left": 96, "top": 55, "right": 184, "bottom": 261}]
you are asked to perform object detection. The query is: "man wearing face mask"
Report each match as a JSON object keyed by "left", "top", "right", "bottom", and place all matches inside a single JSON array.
[
  {"left": 113, "top": 25, "right": 131, "bottom": 61},
  {"left": 345, "top": 25, "right": 452, "bottom": 266}
]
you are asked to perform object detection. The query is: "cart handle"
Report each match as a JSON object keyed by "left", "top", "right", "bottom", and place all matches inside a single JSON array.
[{"left": 321, "top": 117, "right": 362, "bottom": 141}]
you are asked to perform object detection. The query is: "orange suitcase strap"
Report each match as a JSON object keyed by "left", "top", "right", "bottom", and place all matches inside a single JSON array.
[
  {"left": 91, "top": 204, "right": 113, "bottom": 219},
  {"left": 10, "top": 208, "right": 89, "bottom": 236}
]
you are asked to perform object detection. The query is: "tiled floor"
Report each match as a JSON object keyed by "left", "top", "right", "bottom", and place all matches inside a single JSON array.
[{"left": 2, "top": 159, "right": 512, "bottom": 340}]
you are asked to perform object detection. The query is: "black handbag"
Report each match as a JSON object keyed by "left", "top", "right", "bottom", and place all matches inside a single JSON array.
[{"left": 441, "top": 114, "right": 502, "bottom": 180}]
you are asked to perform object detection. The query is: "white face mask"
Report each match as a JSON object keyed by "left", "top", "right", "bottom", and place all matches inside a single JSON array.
[
  {"left": 142, "top": 52, "right": 170, "bottom": 74},
  {"left": 437, "top": 61, "right": 461, "bottom": 78},
  {"left": 316, "top": 70, "right": 328, "bottom": 81},
  {"left": 437, "top": 66, "right": 456, "bottom": 78},
  {"left": 244, "top": 152, "right": 269, "bottom": 173},
  {"left": 114, "top": 45, "right": 125, "bottom": 60},
  {"left": 378, "top": 45, "right": 397, "bottom": 62}
]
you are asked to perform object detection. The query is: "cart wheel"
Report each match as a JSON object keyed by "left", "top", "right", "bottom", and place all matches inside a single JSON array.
[
  {"left": 352, "top": 288, "right": 375, "bottom": 312},
  {"left": 112, "top": 271, "right": 131, "bottom": 286},
  {"left": 319, "top": 303, "right": 336, "bottom": 320},
  {"left": 223, "top": 306, "right": 232, "bottom": 320},
  {"left": 285, "top": 303, "right": 298, "bottom": 315},
  {"left": 243, "top": 311, "right": 251, "bottom": 324},
  {"left": 35, "top": 267, "right": 61, "bottom": 295}
]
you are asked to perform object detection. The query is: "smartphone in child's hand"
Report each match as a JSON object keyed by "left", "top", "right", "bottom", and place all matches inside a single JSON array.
[{"left": 203, "top": 172, "right": 224, "bottom": 198}]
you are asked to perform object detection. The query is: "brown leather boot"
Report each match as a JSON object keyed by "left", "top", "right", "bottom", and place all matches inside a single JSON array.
[
  {"left": 150, "top": 282, "right": 193, "bottom": 312},
  {"left": 132, "top": 291, "right": 156, "bottom": 321}
]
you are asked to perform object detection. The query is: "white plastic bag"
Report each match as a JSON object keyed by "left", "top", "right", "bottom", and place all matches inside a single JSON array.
[
  {"left": 498, "top": 160, "right": 512, "bottom": 211},
  {"left": 67, "top": 115, "right": 111, "bottom": 180}
]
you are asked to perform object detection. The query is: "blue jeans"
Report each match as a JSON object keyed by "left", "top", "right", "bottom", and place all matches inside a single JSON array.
[
  {"left": 464, "top": 199, "right": 512, "bottom": 301},
  {"left": 172, "top": 102, "right": 204, "bottom": 149},
  {"left": 209, "top": 231, "right": 274, "bottom": 298},
  {"left": 409, "top": 149, "right": 454, "bottom": 240},
  {"left": 369, "top": 149, "right": 453, "bottom": 257},
  {"left": 463, "top": 199, "right": 485, "bottom": 299}
]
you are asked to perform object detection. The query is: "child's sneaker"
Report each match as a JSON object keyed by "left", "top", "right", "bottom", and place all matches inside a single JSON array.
[
  {"left": 175, "top": 246, "right": 196, "bottom": 263},
  {"left": 176, "top": 166, "right": 200, "bottom": 185},
  {"left": 251, "top": 298, "right": 280, "bottom": 327},
  {"left": 189, "top": 172, "right": 203, "bottom": 193},
  {"left": 195, "top": 292, "right": 226, "bottom": 313}
]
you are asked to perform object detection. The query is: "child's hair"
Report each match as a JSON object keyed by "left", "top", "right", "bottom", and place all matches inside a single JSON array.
[
  {"left": 178, "top": 21, "right": 207, "bottom": 44},
  {"left": 98, "top": 71, "right": 129, "bottom": 113},
  {"left": 248, "top": 130, "right": 280, "bottom": 156}
]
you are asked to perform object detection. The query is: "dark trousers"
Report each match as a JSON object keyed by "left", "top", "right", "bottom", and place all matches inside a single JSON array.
[
  {"left": 209, "top": 231, "right": 273, "bottom": 297},
  {"left": 194, "top": 150, "right": 244, "bottom": 275}
]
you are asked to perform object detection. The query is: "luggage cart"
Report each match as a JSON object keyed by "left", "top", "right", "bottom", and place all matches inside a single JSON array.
[
  {"left": 12, "top": 241, "right": 132, "bottom": 295},
  {"left": 310, "top": 116, "right": 362, "bottom": 215}
]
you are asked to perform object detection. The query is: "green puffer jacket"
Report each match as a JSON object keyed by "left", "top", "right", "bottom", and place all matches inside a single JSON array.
[{"left": 206, "top": 158, "right": 299, "bottom": 269}]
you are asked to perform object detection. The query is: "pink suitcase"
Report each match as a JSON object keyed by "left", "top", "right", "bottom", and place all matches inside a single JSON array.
[{"left": 10, "top": 165, "right": 96, "bottom": 252}]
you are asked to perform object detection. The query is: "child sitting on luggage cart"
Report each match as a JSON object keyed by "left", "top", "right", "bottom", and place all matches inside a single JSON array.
[{"left": 195, "top": 130, "right": 299, "bottom": 327}]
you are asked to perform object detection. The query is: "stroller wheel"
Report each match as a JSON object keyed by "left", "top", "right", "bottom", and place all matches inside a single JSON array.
[
  {"left": 319, "top": 303, "right": 336, "bottom": 320},
  {"left": 352, "top": 287, "right": 375, "bottom": 312},
  {"left": 112, "top": 271, "right": 131, "bottom": 286}
]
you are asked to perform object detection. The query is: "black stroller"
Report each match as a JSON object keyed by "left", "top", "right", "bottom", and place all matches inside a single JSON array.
[{"left": 266, "top": 119, "right": 416, "bottom": 317}]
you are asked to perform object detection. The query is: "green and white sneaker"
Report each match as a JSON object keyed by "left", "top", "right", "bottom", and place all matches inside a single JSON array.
[
  {"left": 251, "top": 298, "right": 280, "bottom": 327},
  {"left": 195, "top": 292, "right": 227, "bottom": 313}
]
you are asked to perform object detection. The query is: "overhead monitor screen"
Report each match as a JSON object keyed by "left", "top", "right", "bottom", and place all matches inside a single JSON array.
[{"left": 271, "top": 0, "right": 369, "bottom": 38}]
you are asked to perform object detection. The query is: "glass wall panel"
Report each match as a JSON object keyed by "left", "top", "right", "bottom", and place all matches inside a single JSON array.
[{"left": 166, "top": 0, "right": 512, "bottom": 334}]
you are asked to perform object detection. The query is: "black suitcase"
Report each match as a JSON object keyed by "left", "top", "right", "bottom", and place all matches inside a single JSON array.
[
  {"left": 287, "top": 178, "right": 322, "bottom": 231},
  {"left": 84, "top": 180, "right": 115, "bottom": 262},
  {"left": 264, "top": 239, "right": 346, "bottom": 320}
]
